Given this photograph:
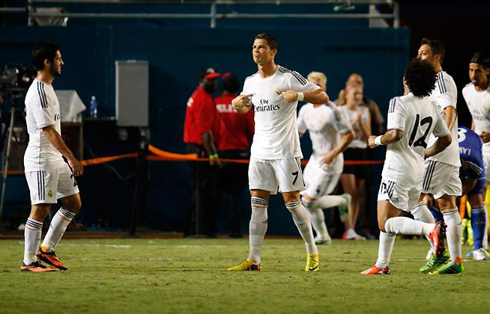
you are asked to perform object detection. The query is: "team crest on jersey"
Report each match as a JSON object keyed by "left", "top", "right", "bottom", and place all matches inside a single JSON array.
[{"left": 48, "top": 190, "right": 53, "bottom": 198}]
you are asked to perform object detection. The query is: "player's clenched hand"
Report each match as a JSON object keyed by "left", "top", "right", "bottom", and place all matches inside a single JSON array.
[
  {"left": 321, "top": 151, "right": 335, "bottom": 166},
  {"left": 232, "top": 94, "right": 252, "bottom": 109},
  {"left": 68, "top": 157, "right": 84, "bottom": 176},
  {"left": 368, "top": 136, "right": 378, "bottom": 148},
  {"left": 480, "top": 132, "right": 490, "bottom": 143},
  {"left": 281, "top": 90, "right": 299, "bottom": 103}
]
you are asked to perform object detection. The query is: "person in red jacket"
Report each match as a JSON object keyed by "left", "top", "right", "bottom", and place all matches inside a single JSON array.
[
  {"left": 215, "top": 72, "right": 254, "bottom": 237},
  {"left": 183, "top": 68, "right": 222, "bottom": 237}
]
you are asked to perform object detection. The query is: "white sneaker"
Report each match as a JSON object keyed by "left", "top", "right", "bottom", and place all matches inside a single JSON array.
[
  {"left": 343, "top": 228, "right": 366, "bottom": 240},
  {"left": 473, "top": 248, "right": 490, "bottom": 261},
  {"left": 315, "top": 234, "right": 332, "bottom": 245}
]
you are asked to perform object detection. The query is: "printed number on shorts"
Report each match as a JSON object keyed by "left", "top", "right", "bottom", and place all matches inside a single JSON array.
[
  {"left": 408, "top": 114, "right": 433, "bottom": 148},
  {"left": 292, "top": 171, "right": 299, "bottom": 185},
  {"left": 379, "top": 180, "right": 395, "bottom": 198}
]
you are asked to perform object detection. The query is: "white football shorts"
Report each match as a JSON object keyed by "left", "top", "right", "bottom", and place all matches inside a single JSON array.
[
  {"left": 248, "top": 157, "right": 305, "bottom": 194},
  {"left": 421, "top": 160, "right": 462, "bottom": 199},
  {"left": 25, "top": 163, "right": 80, "bottom": 205},
  {"left": 377, "top": 175, "right": 421, "bottom": 212},
  {"left": 302, "top": 154, "right": 342, "bottom": 199}
]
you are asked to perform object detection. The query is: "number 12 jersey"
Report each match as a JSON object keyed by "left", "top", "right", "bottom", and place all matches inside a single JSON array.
[{"left": 382, "top": 93, "right": 449, "bottom": 185}]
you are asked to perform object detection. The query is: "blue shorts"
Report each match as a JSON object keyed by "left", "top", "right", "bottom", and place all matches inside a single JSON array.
[{"left": 468, "top": 177, "right": 485, "bottom": 196}]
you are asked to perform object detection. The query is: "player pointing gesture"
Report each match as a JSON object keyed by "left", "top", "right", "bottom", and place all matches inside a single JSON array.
[{"left": 228, "top": 33, "right": 328, "bottom": 272}]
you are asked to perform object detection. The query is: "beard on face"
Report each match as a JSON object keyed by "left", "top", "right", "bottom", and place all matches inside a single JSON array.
[{"left": 50, "top": 64, "right": 61, "bottom": 77}]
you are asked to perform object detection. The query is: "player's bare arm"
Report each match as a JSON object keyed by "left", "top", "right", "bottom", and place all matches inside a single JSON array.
[
  {"left": 42, "top": 125, "right": 83, "bottom": 176},
  {"left": 201, "top": 131, "right": 220, "bottom": 166},
  {"left": 368, "top": 128, "right": 404, "bottom": 148},
  {"left": 479, "top": 131, "right": 490, "bottom": 143},
  {"left": 424, "top": 133, "right": 452, "bottom": 158},
  {"left": 443, "top": 106, "right": 457, "bottom": 130},
  {"left": 232, "top": 94, "right": 252, "bottom": 114},
  {"left": 277, "top": 88, "right": 329, "bottom": 104},
  {"left": 321, "top": 129, "right": 355, "bottom": 165}
]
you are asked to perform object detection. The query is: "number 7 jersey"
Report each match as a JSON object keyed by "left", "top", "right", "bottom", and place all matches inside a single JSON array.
[{"left": 382, "top": 93, "right": 450, "bottom": 185}]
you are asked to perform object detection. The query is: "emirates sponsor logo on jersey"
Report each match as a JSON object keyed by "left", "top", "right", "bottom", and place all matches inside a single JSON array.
[{"left": 255, "top": 99, "right": 280, "bottom": 112}]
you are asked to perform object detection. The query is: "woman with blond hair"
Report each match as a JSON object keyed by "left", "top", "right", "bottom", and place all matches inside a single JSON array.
[{"left": 338, "top": 86, "right": 371, "bottom": 240}]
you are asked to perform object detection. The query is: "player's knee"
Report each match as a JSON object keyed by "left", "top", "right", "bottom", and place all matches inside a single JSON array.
[
  {"left": 64, "top": 196, "right": 82, "bottom": 213},
  {"left": 377, "top": 217, "right": 387, "bottom": 233},
  {"left": 30, "top": 204, "right": 50, "bottom": 221}
]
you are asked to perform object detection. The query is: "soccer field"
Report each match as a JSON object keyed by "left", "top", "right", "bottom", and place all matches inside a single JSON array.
[{"left": 1, "top": 238, "right": 489, "bottom": 314}]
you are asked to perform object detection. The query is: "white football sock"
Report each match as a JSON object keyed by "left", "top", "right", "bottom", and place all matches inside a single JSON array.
[
  {"left": 315, "top": 195, "right": 347, "bottom": 209},
  {"left": 411, "top": 204, "right": 435, "bottom": 252},
  {"left": 41, "top": 208, "right": 76, "bottom": 252},
  {"left": 286, "top": 201, "right": 318, "bottom": 254},
  {"left": 304, "top": 203, "right": 330, "bottom": 240},
  {"left": 385, "top": 217, "right": 434, "bottom": 235},
  {"left": 375, "top": 231, "right": 396, "bottom": 269},
  {"left": 248, "top": 197, "right": 268, "bottom": 263},
  {"left": 24, "top": 218, "right": 43, "bottom": 265},
  {"left": 443, "top": 209, "right": 463, "bottom": 264}
]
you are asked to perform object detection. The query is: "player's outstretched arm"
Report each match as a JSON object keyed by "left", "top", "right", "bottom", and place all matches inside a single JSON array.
[
  {"left": 321, "top": 129, "right": 355, "bottom": 165},
  {"left": 425, "top": 134, "right": 452, "bottom": 158},
  {"left": 42, "top": 125, "right": 83, "bottom": 176},
  {"left": 232, "top": 94, "right": 252, "bottom": 114},
  {"left": 368, "top": 129, "right": 404, "bottom": 148},
  {"left": 278, "top": 88, "right": 329, "bottom": 104}
]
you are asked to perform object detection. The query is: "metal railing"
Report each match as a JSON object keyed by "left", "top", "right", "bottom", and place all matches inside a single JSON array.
[{"left": 3, "top": 0, "right": 400, "bottom": 28}]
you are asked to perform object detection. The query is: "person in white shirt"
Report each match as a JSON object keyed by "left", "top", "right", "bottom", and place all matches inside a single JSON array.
[
  {"left": 227, "top": 33, "right": 329, "bottom": 272},
  {"left": 297, "top": 71, "right": 354, "bottom": 245},
  {"left": 361, "top": 59, "right": 452, "bottom": 275},
  {"left": 21, "top": 42, "right": 83, "bottom": 272},
  {"left": 462, "top": 51, "right": 490, "bottom": 256},
  {"left": 414, "top": 38, "right": 464, "bottom": 274},
  {"left": 338, "top": 86, "right": 371, "bottom": 240}
]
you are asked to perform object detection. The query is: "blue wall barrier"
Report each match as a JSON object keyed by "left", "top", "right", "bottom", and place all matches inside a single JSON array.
[{"left": 0, "top": 25, "right": 409, "bottom": 235}]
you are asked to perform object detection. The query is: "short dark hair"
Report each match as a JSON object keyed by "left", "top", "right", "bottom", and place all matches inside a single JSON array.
[
  {"left": 222, "top": 72, "right": 239, "bottom": 93},
  {"left": 404, "top": 59, "right": 436, "bottom": 98},
  {"left": 254, "top": 33, "right": 278, "bottom": 50},
  {"left": 32, "top": 41, "right": 61, "bottom": 71},
  {"left": 421, "top": 38, "right": 445, "bottom": 64},
  {"left": 470, "top": 51, "right": 490, "bottom": 68}
]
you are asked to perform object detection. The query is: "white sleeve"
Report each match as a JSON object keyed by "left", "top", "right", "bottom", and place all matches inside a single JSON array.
[
  {"left": 326, "top": 102, "right": 350, "bottom": 134},
  {"left": 240, "top": 76, "right": 252, "bottom": 96},
  {"left": 436, "top": 74, "right": 458, "bottom": 109},
  {"left": 297, "top": 106, "right": 307, "bottom": 135},
  {"left": 432, "top": 108, "right": 450, "bottom": 137},
  {"left": 287, "top": 71, "right": 319, "bottom": 93},
  {"left": 30, "top": 84, "right": 56, "bottom": 129},
  {"left": 386, "top": 97, "right": 406, "bottom": 131}
]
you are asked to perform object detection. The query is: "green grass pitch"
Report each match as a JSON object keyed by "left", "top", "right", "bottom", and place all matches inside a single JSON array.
[{"left": 1, "top": 238, "right": 489, "bottom": 314}]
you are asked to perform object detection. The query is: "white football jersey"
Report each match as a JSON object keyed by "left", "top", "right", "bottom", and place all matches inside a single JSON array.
[
  {"left": 426, "top": 71, "right": 461, "bottom": 166},
  {"left": 24, "top": 79, "right": 64, "bottom": 171},
  {"left": 383, "top": 93, "right": 449, "bottom": 185},
  {"left": 242, "top": 65, "right": 319, "bottom": 159},
  {"left": 297, "top": 101, "right": 350, "bottom": 170},
  {"left": 338, "top": 105, "right": 370, "bottom": 149},
  {"left": 462, "top": 83, "right": 490, "bottom": 153}
]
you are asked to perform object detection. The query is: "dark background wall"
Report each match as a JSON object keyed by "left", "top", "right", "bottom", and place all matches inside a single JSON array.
[{"left": 0, "top": 23, "right": 409, "bottom": 234}]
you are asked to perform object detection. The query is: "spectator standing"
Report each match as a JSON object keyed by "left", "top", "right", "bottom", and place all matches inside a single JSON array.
[
  {"left": 215, "top": 72, "right": 254, "bottom": 237},
  {"left": 338, "top": 86, "right": 371, "bottom": 240},
  {"left": 183, "top": 68, "right": 222, "bottom": 237}
]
